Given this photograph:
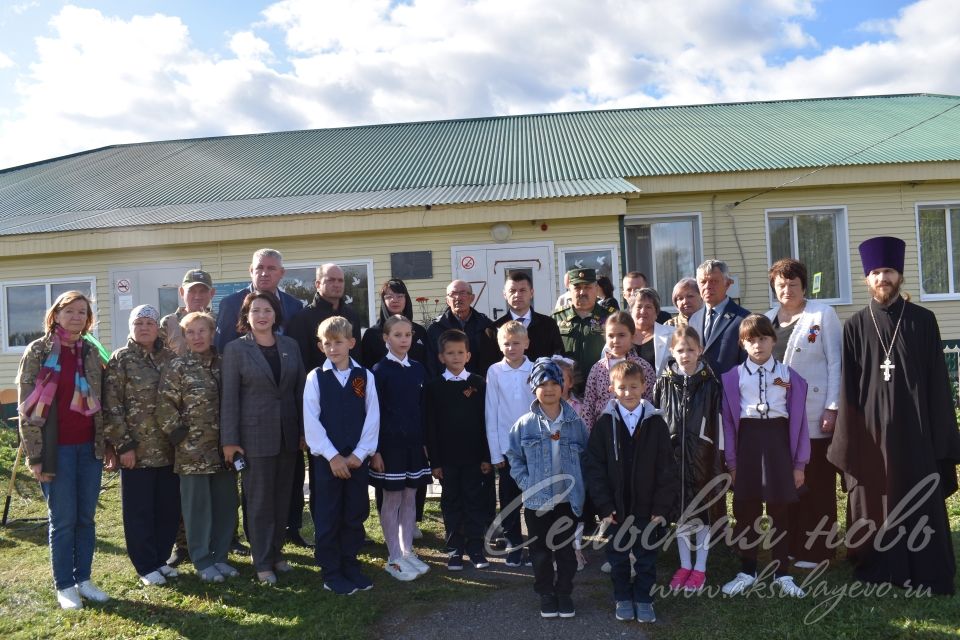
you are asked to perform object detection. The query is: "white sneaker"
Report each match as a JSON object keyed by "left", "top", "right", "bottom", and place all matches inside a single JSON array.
[
  {"left": 600, "top": 561, "right": 612, "bottom": 573},
  {"left": 402, "top": 553, "right": 430, "bottom": 575},
  {"left": 198, "top": 566, "right": 225, "bottom": 583},
  {"left": 77, "top": 580, "right": 110, "bottom": 602},
  {"left": 140, "top": 570, "right": 167, "bottom": 586},
  {"left": 158, "top": 565, "right": 179, "bottom": 578},
  {"left": 775, "top": 575, "right": 806, "bottom": 597},
  {"left": 215, "top": 562, "right": 240, "bottom": 578},
  {"left": 793, "top": 560, "right": 818, "bottom": 570},
  {"left": 56, "top": 586, "right": 83, "bottom": 610},
  {"left": 384, "top": 559, "right": 418, "bottom": 581},
  {"left": 722, "top": 572, "right": 756, "bottom": 595}
]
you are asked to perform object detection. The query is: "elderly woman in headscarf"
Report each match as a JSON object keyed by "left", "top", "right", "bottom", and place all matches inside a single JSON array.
[
  {"left": 103, "top": 304, "right": 178, "bottom": 586},
  {"left": 360, "top": 278, "right": 429, "bottom": 370}
]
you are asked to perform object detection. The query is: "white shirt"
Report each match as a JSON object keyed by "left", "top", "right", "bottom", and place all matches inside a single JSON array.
[
  {"left": 738, "top": 357, "right": 789, "bottom": 419},
  {"left": 510, "top": 309, "right": 532, "bottom": 326},
  {"left": 617, "top": 401, "right": 645, "bottom": 437},
  {"left": 442, "top": 369, "right": 470, "bottom": 382},
  {"left": 386, "top": 351, "right": 410, "bottom": 367},
  {"left": 303, "top": 358, "right": 380, "bottom": 462},
  {"left": 485, "top": 357, "right": 535, "bottom": 464}
]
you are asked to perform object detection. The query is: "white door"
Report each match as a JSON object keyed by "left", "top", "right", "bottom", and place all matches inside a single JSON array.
[
  {"left": 451, "top": 243, "right": 555, "bottom": 320},
  {"left": 109, "top": 263, "right": 197, "bottom": 350}
]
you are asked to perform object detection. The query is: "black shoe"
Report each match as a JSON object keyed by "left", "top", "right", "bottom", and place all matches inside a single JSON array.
[
  {"left": 166, "top": 546, "right": 189, "bottom": 567},
  {"left": 286, "top": 530, "right": 314, "bottom": 548},
  {"left": 540, "top": 594, "right": 559, "bottom": 618},
  {"left": 447, "top": 554, "right": 464, "bottom": 571},
  {"left": 468, "top": 553, "right": 490, "bottom": 569},
  {"left": 230, "top": 538, "right": 250, "bottom": 556},
  {"left": 557, "top": 594, "right": 575, "bottom": 618}
]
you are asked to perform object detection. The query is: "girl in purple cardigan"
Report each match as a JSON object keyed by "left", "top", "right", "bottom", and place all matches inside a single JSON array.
[{"left": 719, "top": 315, "right": 810, "bottom": 598}]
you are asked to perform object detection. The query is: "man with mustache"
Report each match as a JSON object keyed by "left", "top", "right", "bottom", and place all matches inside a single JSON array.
[
  {"left": 828, "top": 236, "right": 960, "bottom": 595},
  {"left": 552, "top": 268, "right": 616, "bottom": 395}
]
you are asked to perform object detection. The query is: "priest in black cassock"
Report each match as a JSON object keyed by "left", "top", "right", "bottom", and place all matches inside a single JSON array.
[{"left": 828, "top": 236, "right": 960, "bottom": 595}]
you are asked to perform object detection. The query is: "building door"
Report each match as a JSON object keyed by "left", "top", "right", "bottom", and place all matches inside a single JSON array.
[
  {"left": 451, "top": 242, "right": 554, "bottom": 320},
  {"left": 109, "top": 263, "right": 197, "bottom": 350}
]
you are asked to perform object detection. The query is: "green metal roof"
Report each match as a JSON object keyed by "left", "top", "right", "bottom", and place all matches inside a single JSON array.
[{"left": 1, "top": 93, "right": 959, "bottom": 236}]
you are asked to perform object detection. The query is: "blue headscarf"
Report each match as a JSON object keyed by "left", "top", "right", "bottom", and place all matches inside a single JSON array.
[{"left": 527, "top": 357, "right": 564, "bottom": 392}]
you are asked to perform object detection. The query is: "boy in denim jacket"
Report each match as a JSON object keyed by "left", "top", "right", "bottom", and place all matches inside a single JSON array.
[{"left": 506, "top": 358, "right": 589, "bottom": 620}]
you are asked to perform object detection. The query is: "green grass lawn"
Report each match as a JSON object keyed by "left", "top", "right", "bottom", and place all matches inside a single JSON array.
[{"left": 0, "top": 426, "right": 958, "bottom": 640}]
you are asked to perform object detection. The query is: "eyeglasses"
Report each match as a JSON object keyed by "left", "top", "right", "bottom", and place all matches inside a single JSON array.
[
  {"left": 383, "top": 294, "right": 405, "bottom": 302},
  {"left": 447, "top": 291, "right": 472, "bottom": 298}
]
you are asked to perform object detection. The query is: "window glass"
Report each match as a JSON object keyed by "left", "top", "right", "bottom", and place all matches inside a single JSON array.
[
  {"left": 624, "top": 216, "right": 701, "bottom": 305},
  {"left": 6, "top": 285, "right": 45, "bottom": 347},
  {"left": 767, "top": 209, "right": 843, "bottom": 300},
  {"left": 919, "top": 208, "right": 948, "bottom": 294}
]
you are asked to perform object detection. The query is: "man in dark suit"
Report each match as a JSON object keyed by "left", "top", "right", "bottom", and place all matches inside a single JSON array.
[
  {"left": 214, "top": 248, "right": 304, "bottom": 352},
  {"left": 285, "top": 263, "right": 364, "bottom": 547},
  {"left": 688, "top": 259, "right": 750, "bottom": 376},
  {"left": 489, "top": 271, "right": 564, "bottom": 361}
]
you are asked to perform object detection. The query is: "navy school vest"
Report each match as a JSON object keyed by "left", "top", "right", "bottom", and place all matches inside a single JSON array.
[{"left": 318, "top": 367, "right": 367, "bottom": 456}]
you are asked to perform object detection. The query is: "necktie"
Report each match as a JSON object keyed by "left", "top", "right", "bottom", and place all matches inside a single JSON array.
[{"left": 704, "top": 308, "right": 716, "bottom": 341}]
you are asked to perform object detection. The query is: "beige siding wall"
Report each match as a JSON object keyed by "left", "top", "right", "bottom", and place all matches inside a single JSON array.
[
  {"left": 0, "top": 213, "right": 620, "bottom": 386},
  {"left": 626, "top": 179, "right": 960, "bottom": 335}
]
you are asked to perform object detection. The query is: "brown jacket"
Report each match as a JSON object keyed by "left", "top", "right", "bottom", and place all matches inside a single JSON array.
[{"left": 15, "top": 335, "right": 106, "bottom": 473}]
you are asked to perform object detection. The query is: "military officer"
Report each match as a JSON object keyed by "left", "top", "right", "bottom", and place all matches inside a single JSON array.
[{"left": 552, "top": 268, "right": 616, "bottom": 394}]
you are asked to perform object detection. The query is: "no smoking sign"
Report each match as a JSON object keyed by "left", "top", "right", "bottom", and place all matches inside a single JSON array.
[
  {"left": 460, "top": 255, "right": 475, "bottom": 270},
  {"left": 116, "top": 278, "right": 131, "bottom": 293}
]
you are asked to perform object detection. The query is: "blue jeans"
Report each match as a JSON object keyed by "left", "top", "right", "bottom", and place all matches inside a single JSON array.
[{"left": 40, "top": 442, "right": 103, "bottom": 590}]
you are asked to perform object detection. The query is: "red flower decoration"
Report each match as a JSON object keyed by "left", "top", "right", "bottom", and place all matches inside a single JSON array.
[
  {"left": 463, "top": 386, "right": 476, "bottom": 398},
  {"left": 415, "top": 296, "right": 428, "bottom": 302},
  {"left": 773, "top": 377, "right": 791, "bottom": 389},
  {"left": 550, "top": 431, "right": 561, "bottom": 441},
  {"left": 352, "top": 377, "right": 365, "bottom": 399},
  {"left": 807, "top": 325, "right": 821, "bottom": 343}
]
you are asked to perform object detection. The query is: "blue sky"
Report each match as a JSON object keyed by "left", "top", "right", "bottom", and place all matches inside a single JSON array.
[{"left": 0, "top": 0, "right": 957, "bottom": 169}]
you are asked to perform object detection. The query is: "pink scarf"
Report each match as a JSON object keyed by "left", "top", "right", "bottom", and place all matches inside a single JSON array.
[{"left": 19, "top": 326, "right": 101, "bottom": 426}]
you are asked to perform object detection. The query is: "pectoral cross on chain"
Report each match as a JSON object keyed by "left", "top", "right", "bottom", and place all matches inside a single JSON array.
[{"left": 880, "top": 357, "right": 895, "bottom": 382}]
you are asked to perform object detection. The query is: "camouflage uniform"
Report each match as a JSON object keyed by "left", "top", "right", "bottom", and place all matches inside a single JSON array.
[
  {"left": 15, "top": 335, "right": 106, "bottom": 469},
  {"left": 664, "top": 312, "right": 689, "bottom": 329},
  {"left": 103, "top": 338, "right": 175, "bottom": 467},
  {"left": 156, "top": 350, "right": 224, "bottom": 475},
  {"left": 159, "top": 307, "right": 215, "bottom": 357},
  {"left": 552, "top": 301, "right": 615, "bottom": 393}
]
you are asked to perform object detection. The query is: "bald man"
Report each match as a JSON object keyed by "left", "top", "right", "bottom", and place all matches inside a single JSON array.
[
  {"left": 287, "top": 263, "right": 363, "bottom": 372},
  {"left": 425, "top": 280, "right": 497, "bottom": 377}
]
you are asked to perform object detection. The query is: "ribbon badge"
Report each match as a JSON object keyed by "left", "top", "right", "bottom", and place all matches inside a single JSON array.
[
  {"left": 807, "top": 324, "right": 821, "bottom": 343},
  {"left": 463, "top": 386, "right": 476, "bottom": 398},
  {"left": 550, "top": 430, "right": 561, "bottom": 441},
  {"left": 773, "top": 377, "right": 791, "bottom": 389},
  {"left": 352, "top": 376, "right": 365, "bottom": 399}
]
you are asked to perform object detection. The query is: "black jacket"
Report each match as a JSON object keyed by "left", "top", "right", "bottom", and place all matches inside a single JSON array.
[
  {"left": 653, "top": 363, "right": 723, "bottom": 522},
  {"left": 583, "top": 400, "right": 678, "bottom": 522},
  {"left": 425, "top": 307, "right": 497, "bottom": 377},
  {"left": 488, "top": 310, "right": 565, "bottom": 362},
  {"left": 286, "top": 292, "right": 362, "bottom": 372},
  {"left": 360, "top": 294, "right": 429, "bottom": 369}
]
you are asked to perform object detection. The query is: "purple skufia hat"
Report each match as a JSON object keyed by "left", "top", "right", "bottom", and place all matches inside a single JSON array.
[{"left": 858, "top": 236, "right": 906, "bottom": 276}]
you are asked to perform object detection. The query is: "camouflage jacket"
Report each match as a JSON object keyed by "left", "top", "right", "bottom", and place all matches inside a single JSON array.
[
  {"left": 159, "top": 307, "right": 215, "bottom": 357},
  {"left": 103, "top": 338, "right": 175, "bottom": 467},
  {"left": 157, "top": 349, "right": 224, "bottom": 475},
  {"left": 15, "top": 335, "right": 106, "bottom": 470},
  {"left": 552, "top": 302, "right": 616, "bottom": 384}
]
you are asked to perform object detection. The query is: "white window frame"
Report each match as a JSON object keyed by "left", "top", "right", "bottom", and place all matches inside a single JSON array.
[
  {"left": 622, "top": 212, "right": 703, "bottom": 312},
  {"left": 764, "top": 205, "right": 851, "bottom": 306},
  {"left": 915, "top": 200, "right": 960, "bottom": 301},
  {"left": 1, "top": 276, "right": 98, "bottom": 354},
  {"left": 283, "top": 259, "right": 377, "bottom": 328},
  {"left": 557, "top": 244, "right": 621, "bottom": 301}
]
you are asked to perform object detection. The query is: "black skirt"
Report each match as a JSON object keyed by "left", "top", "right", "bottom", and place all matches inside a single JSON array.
[
  {"left": 368, "top": 444, "right": 433, "bottom": 492},
  {"left": 733, "top": 417, "right": 798, "bottom": 504}
]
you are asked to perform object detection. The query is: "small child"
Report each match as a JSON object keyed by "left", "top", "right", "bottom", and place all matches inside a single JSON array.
[
  {"left": 303, "top": 316, "right": 380, "bottom": 595},
  {"left": 583, "top": 312, "right": 657, "bottom": 432},
  {"left": 720, "top": 314, "right": 809, "bottom": 598},
  {"left": 485, "top": 321, "right": 535, "bottom": 567},
  {"left": 584, "top": 361, "right": 678, "bottom": 623},
  {"left": 653, "top": 326, "right": 723, "bottom": 592},
  {"left": 370, "top": 315, "right": 432, "bottom": 582},
  {"left": 506, "top": 358, "right": 589, "bottom": 620},
  {"left": 426, "top": 329, "right": 493, "bottom": 570}
]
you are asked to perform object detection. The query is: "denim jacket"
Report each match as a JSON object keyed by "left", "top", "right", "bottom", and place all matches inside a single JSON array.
[{"left": 506, "top": 399, "right": 589, "bottom": 516}]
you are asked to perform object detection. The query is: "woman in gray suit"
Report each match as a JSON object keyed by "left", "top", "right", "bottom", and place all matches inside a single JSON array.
[
  {"left": 221, "top": 291, "right": 306, "bottom": 584},
  {"left": 764, "top": 258, "right": 842, "bottom": 568}
]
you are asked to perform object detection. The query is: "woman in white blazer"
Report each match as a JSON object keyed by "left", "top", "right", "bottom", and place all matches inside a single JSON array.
[
  {"left": 764, "top": 258, "right": 842, "bottom": 568},
  {"left": 630, "top": 288, "right": 674, "bottom": 377}
]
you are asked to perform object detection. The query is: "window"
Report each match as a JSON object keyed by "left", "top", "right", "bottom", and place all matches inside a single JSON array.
[
  {"left": 281, "top": 260, "right": 377, "bottom": 330},
  {"left": 558, "top": 245, "right": 619, "bottom": 298},
  {"left": 766, "top": 207, "right": 850, "bottom": 304},
  {"left": 623, "top": 214, "right": 701, "bottom": 307},
  {"left": 917, "top": 204, "right": 960, "bottom": 298},
  {"left": 2, "top": 278, "right": 96, "bottom": 352}
]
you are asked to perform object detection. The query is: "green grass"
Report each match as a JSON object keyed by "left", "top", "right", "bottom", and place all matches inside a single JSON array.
[{"left": 0, "top": 425, "right": 958, "bottom": 640}]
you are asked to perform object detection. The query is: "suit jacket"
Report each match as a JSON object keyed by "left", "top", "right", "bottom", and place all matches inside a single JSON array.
[
  {"left": 689, "top": 298, "right": 750, "bottom": 376},
  {"left": 489, "top": 310, "right": 565, "bottom": 362},
  {"left": 764, "top": 299, "right": 842, "bottom": 439},
  {"left": 214, "top": 285, "right": 304, "bottom": 353},
  {"left": 220, "top": 333, "right": 306, "bottom": 457}
]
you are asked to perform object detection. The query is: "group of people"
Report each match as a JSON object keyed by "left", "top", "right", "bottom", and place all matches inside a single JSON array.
[{"left": 14, "top": 237, "right": 959, "bottom": 621}]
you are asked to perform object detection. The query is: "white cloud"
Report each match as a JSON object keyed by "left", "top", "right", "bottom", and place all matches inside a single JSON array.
[
  {"left": 0, "top": 0, "right": 958, "bottom": 170},
  {"left": 0, "top": 51, "right": 13, "bottom": 69}
]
